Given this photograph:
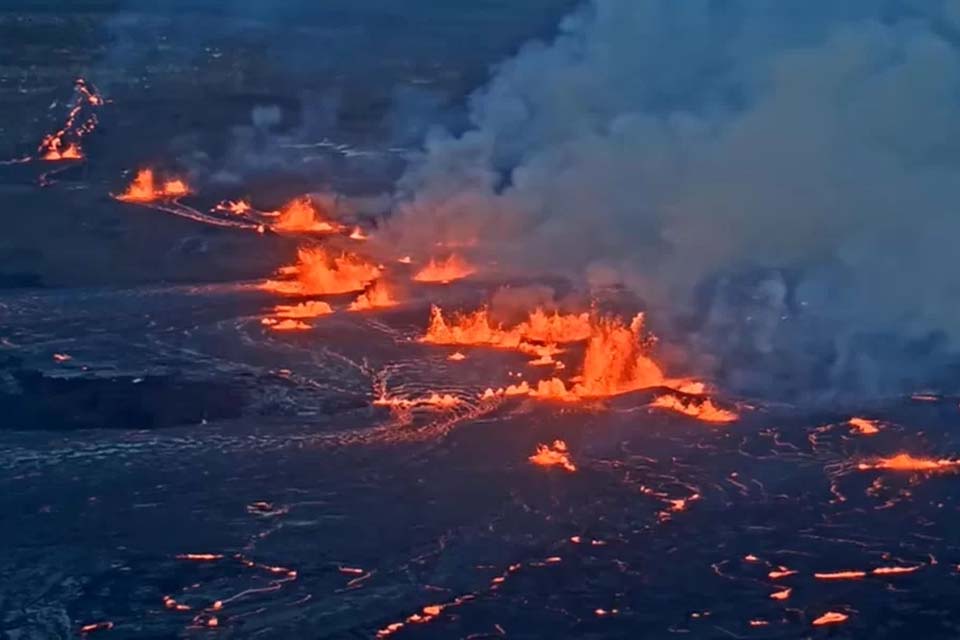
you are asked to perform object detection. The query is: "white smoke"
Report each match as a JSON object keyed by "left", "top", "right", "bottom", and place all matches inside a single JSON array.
[{"left": 386, "top": 0, "right": 960, "bottom": 397}]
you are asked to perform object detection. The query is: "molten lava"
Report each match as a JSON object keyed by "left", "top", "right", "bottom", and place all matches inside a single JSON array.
[
  {"left": 37, "top": 78, "right": 103, "bottom": 162},
  {"left": 422, "top": 306, "right": 594, "bottom": 352},
  {"left": 529, "top": 440, "right": 577, "bottom": 472},
  {"left": 651, "top": 394, "right": 738, "bottom": 423},
  {"left": 814, "top": 570, "right": 866, "bottom": 580},
  {"left": 812, "top": 612, "right": 849, "bottom": 626},
  {"left": 422, "top": 306, "right": 523, "bottom": 349},
  {"left": 273, "top": 198, "right": 338, "bottom": 233},
  {"left": 263, "top": 247, "right": 381, "bottom": 296},
  {"left": 857, "top": 453, "right": 960, "bottom": 473},
  {"left": 349, "top": 280, "right": 397, "bottom": 311},
  {"left": 115, "top": 169, "right": 190, "bottom": 203},
  {"left": 413, "top": 254, "right": 476, "bottom": 283},
  {"left": 216, "top": 199, "right": 253, "bottom": 215},
  {"left": 517, "top": 308, "right": 592, "bottom": 343},
  {"left": 272, "top": 300, "right": 335, "bottom": 319},
  {"left": 849, "top": 417, "right": 880, "bottom": 435},
  {"left": 531, "top": 314, "right": 678, "bottom": 401}
]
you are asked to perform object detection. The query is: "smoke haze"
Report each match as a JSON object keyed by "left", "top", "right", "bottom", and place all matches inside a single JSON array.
[{"left": 387, "top": 0, "right": 960, "bottom": 399}]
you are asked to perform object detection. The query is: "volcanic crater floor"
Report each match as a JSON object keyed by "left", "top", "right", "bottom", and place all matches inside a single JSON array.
[{"left": 3, "top": 282, "right": 960, "bottom": 639}]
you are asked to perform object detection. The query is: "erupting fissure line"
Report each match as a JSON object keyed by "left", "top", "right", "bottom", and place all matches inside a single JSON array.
[
  {"left": 114, "top": 169, "right": 190, "bottom": 203},
  {"left": 36, "top": 77, "right": 104, "bottom": 163}
]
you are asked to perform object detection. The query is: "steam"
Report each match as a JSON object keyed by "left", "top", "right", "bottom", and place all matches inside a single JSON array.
[{"left": 388, "top": 0, "right": 960, "bottom": 398}]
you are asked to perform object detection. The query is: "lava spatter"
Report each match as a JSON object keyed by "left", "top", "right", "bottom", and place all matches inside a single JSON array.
[
  {"left": 413, "top": 254, "right": 476, "bottom": 283},
  {"left": 529, "top": 440, "right": 577, "bottom": 472},
  {"left": 115, "top": 169, "right": 190, "bottom": 203},
  {"left": 263, "top": 247, "right": 381, "bottom": 296}
]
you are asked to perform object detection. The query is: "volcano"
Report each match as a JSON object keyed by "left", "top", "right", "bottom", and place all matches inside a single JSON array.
[{"left": 2, "top": 2, "right": 960, "bottom": 639}]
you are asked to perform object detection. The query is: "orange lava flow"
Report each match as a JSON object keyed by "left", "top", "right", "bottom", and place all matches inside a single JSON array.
[
  {"left": 849, "top": 417, "right": 880, "bottom": 435},
  {"left": 272, "top": 197, "right": 339, "bottom": 233},
  {"left": 517, "top": 309, "right": 592, "bottom": 343},
  {"left": 272, "top": 300, "right": 334, "bottom": 319},
  {"left": 422, "top": 305, "right": 523, "bottom": 348},
  {"left": 812, "top": 611, "right": 849, "bottom": 626},
  {"left": 857, "top": 453, "right": 960, "bottom": 473},
  {"left": 42, "top": 142, "right": 83, "bottom": 161},
  {"left": 261, "top": 318, "right": 311, "bottom": 331},
  {"left": 529, "top": 440, "right": 577, "bottom": 472},
  {"left": 216, "top": 199, "right": 252, "bottom": 215},
  {"left": 531, "top": 313, "right": 670, "bottom": 401},
  {"left": 263, "top": 247, "right": 381, "bottom": 296},
  {"left": 37, "top": 78, "right": 102, "bottom": 162},
  {"left": 650, "top": 394, "right": 738, "bottom": 423},
  {"left": 814, "top": 570, "right": 866, "bottom": 581},
  {"left": 115, "top": 169, "right": 190, "bottom": 202},
  {"left": 769, "top": 588, "right": 792, "bottom": 600},
  {"left": 767, "top": 567, "right": 797, "bottom": 579},
  {"left": 872, "top": 565, "right": 921, "bottom": 576},
  {"left": 79, "top": 622, "right": 114, "bottom": 634},
  {"left": 349, "top": 280, "right": 397, "bottom": 311},
  {"left": 422, "top": 306, "right": 595, "bottom": 353},
  {"left": 413, "top": 254, "right": 476, "bottom": 283},
  {"left": 176, "top": 553, "right": 223, "bottom": 561}
]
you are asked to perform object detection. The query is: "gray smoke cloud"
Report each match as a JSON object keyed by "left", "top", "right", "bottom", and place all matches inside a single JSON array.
[{"left": 386, "top": 0, "right": 960, "bottom": 399}]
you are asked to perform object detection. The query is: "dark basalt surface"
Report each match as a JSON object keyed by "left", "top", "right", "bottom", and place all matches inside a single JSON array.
[{"left": 2, "top": 4, "right": 960, "bottom": 640}]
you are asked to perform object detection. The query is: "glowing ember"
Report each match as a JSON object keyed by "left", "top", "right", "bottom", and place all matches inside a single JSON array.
[
  {"left": 857, "top": 453, "right": 960, "bottom": 473},
  {"left": 273, "top": 198, "right": 338, "bottom": 233},
  {"left": 529, "top": 440, "right": 577, "bottom": 472},
  {"left": 849, "top": 417, "right": 880, "bottom": 435},
  {"left": 349, "top": 280, "right": 397, "bottom": 311},
  {"left": 812, "top": 611, "right": 849, "bottom": 626},
  {"left": 263, "top": 247, "right": 381, "bottom": 296},
  {"left": 651, "top": 394, "right": 738, "bottom": 423},
  {"left": 115, "top": 169, "right": 190, "bottom": 203},
  {"left": 769, "top": 588, "right": 792, "bottom": 600},
  {"left": 53, "top": 353, "right": 73, "bottom": 363},
  {"left": 413, "top": 254, "right": 476, "bottom": 283}
]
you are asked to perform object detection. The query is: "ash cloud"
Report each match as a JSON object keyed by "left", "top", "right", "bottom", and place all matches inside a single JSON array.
[{"left": 387, "top": 0, "right": 960, "bottom": 399}]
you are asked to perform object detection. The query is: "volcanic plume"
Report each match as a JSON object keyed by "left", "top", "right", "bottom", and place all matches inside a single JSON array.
[{"left": 384, "top": 0, "right": 960, "bottom": 398}]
